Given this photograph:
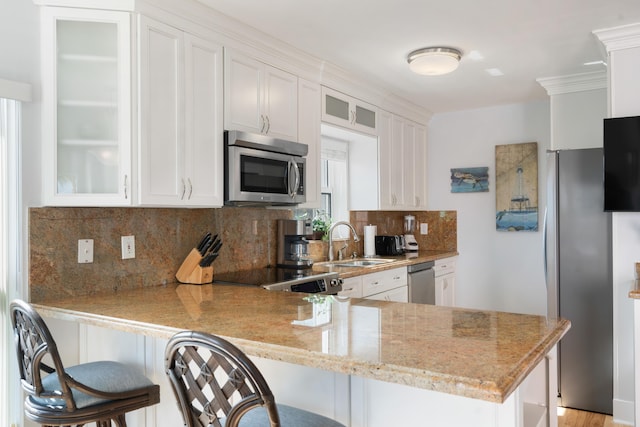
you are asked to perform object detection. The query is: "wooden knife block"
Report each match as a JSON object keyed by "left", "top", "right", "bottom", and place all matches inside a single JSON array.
[{"left": 176, "top": 248, "right": 214, "bottom": 285}]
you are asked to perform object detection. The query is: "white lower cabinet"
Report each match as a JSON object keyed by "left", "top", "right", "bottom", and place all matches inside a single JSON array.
[
  {"left": 362, "top": 267, "right": 408, "bottom": 302},
  {"left": 338, "top": 267, "right": 408, "bottom": 302},
  {"left": 338, "top": 276, "right": 363, "bottom": 298},
  {"left": 434, "top": 256, "right": 457, "bottom": 307},
  {"left": 366, "top": 285, "right": 408, "bottom": 302}
]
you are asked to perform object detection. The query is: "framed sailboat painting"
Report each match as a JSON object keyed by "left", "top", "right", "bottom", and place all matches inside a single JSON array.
[{"left": 495, "top": 142, "right": 538, "bottom": 231}]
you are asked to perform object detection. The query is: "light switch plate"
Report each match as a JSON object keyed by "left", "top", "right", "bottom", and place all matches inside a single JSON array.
[
  {"left": 78, "top": 239, "right": 94, "bottom": 263},
  {"left": 121, "top": 235, "right": 135, "bottom": 259}
]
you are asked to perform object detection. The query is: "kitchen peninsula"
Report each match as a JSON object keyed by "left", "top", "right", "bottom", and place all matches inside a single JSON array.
[{"left": 33, "top": 283, "right": 569, "bottom": 427}]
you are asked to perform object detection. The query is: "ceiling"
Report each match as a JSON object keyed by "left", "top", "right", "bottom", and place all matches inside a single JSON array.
[{"left": 197, "top": 0, "right": 640, "bottom": 114}]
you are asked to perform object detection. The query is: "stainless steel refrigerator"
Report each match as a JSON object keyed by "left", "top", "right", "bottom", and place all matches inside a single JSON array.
[{"left": 545, "top": 148, "right": 613, "bottom": 414}]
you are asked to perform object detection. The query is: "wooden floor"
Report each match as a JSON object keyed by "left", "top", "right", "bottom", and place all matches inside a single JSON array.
[{"left": 557, "top": 408, "right": 627, "bottom": 427}]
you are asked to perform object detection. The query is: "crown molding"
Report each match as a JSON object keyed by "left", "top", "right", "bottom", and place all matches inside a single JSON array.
[
  {"left": 137, "top": 0, "right": 433, "bottom": 123},
  {"left": 32, "top": 0, "right": 433, "bottom": 124},
  {"left": 594, "top": 23, "right": 640, "bottom": 52},
  {"left": 536, "top": 71, "right": 607, "bottom": 96}
]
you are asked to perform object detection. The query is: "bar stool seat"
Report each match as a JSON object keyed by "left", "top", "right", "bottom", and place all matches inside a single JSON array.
[
  {"left": 165, "top": 330, "right": 345, "bottom": 427},
  {"left": 10, "top": 299, "right": 160, "bottom": 427}
]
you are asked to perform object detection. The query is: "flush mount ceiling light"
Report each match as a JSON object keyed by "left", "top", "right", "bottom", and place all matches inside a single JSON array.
[{"left": 407, "top": 47, "right": 462, "bottom": 76}]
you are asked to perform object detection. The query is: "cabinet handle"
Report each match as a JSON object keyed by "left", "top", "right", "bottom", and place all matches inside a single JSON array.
[
  {"left": 260, "top": 115, "right": 266, "bottom": 133},
  {"left": 371, "top": 281, "right": 379, "bottom": 285},
  {"left": 415, "top": 196, "right": 419, "bottom": 206},
  {"left": 343, "top": 287, "right": 354, "bottom": 292},
  {"left": 187, "top": 178, "right": 193, "bottom": 200},
  {"left": 124, "top": 174, "right": 128, "bottom": 199},
  {"left": 181, "top": 178, "right": 186, "bottom": 200},
  {"left": 393, "top": 275, "right": 400, "bottom": 280},
  {"left": 265, "top": 115, "right": 271, "bottom": 134}
]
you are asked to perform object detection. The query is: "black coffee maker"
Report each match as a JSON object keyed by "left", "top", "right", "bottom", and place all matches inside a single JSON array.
[{"left": 277, "top": 219, "right": 313, "bottom": 268}]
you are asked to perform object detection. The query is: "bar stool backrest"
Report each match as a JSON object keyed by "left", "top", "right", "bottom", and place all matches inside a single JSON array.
[
  {"left": 10, "top": 299, "right": 79, "bottom": 410},
  {"left": 165, "top": 331, "right": 281, "bottom": 427}
]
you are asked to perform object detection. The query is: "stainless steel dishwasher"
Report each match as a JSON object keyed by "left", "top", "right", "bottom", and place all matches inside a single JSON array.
[{"left": 407, "top": 261, "right": 436, "bottom": 304}]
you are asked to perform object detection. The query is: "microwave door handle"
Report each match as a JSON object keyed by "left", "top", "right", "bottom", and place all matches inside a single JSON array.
[
  {"left": 285, "top": 159, "right": 294, "bottom": 197},
  {"left": 288, "top": 158, "right": 301, "bottom": 198}
]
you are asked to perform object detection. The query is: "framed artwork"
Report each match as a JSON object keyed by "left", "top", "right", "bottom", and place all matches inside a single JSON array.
[
  {"left": 495, "top": 142, "right": 538, "bottom": 231},
  {"left": 450, "top": 167, "right": 489, "bottom": 193}
]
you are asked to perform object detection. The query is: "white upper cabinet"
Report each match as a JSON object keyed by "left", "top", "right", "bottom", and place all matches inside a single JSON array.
[
  {"left": 321, "top": 86, "right": 377, "bottom": 135},
  {"left": 413, "top": 124, "right": 428, "bottom": 208},
  {"left": 297, "top": 79, "right": 321, "bottom": 208},
  {"left": 41, "top": 7, "right": 132, "bottom": 206},
  {"left": 138, "top": 16, "right": 224, "bottom": 207},
  {"left": 377, "top": 110, "right": 394, "bottom": 210},
  {"left": 378, "top": 110, "right": 428, "bottom": 210},
  {"left": 224, "top": 49, "right": 298, "bottom": 141}
]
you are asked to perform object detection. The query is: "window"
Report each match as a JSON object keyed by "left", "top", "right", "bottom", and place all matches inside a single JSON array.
[{"left": 0, "top": 86, "right": 26, "bottom": 427}]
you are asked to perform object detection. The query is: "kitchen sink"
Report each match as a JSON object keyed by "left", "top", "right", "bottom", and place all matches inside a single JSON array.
[{"left": 322, "top": 258, "right": 395, "bottom": 268}]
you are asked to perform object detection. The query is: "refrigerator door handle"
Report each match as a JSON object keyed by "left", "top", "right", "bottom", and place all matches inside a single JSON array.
[{"left": 543, "top": 206, "right": 548, "bottom": 289}]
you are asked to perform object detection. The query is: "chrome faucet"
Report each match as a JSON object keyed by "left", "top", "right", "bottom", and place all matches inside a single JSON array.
[{"left": 328, "top": 221, "right": 360, "bottom": 261}]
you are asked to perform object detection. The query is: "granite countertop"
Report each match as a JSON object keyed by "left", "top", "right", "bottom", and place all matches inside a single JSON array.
[
  {"left": 311, "top": 250, "right": 458, "bottom": 278},
  {"left": 33, "top": 281, "right": 569, "bottom": 404}
]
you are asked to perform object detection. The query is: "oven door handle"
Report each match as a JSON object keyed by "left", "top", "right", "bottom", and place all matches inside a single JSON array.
[{"left": 287, "top": 158, "right": 300, "bottom": 198}]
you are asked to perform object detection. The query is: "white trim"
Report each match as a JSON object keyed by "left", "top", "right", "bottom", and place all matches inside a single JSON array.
[
  {"left": 0, "top": 78, "right": 32, "bottom": 102},
  {"left": 1, "top": 97, "right": 23, "bottom": 427},
  {"left": 594, "top": 23, "right": 640, "bottom": 52},
  {"left": 536, "top": 71, "right": 607, "bottom": 96}
]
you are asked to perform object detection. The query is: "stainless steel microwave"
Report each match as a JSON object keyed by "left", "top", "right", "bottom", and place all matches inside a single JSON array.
[{"left": 224, "top": 130, "right": 307, "bottom": 206}]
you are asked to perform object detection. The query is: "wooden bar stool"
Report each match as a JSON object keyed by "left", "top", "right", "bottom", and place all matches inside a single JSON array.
[
  {"left": 165, "top": 330, "right": 346, "bottom": 427},
  {"left": 9, "top": 299, "right": 160, "bottom": 427}
]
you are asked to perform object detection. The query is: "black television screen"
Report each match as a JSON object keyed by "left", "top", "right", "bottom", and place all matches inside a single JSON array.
[{"left": 604, "top": 115, "right": 640, "bottom": 211}]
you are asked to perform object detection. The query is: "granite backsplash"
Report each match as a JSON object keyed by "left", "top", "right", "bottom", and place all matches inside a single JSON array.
[{"left": 29, "top": 207, "right": 456, "bottom": 302}]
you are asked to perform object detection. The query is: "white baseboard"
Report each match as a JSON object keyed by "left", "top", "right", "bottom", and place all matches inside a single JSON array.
[{"left": 613, "top": 398, "right": 634, "bottom": 426}]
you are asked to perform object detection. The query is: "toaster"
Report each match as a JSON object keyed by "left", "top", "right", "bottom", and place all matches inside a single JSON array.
[{"left": 375, "top": 235, "right": 404, "bottom": 256}]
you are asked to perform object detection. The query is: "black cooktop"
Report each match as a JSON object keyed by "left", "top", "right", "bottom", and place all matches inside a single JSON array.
[{"left": 213, "top": 267, "right": 321, "bottom": 287}]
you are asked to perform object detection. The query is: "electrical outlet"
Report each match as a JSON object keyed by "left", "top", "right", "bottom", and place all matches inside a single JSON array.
[
  {"left": 78, "top": 239, "right": 94, "bottom": 263},
  {"left": 121, "top": 235, "right": 135, "bottom": 259},
  {"left": 420, "top": 223, "right": 429, "bottom": 235}
]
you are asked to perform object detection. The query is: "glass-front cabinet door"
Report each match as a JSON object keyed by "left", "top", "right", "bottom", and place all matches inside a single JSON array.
[
  {"left": 42, "top": 7, "right": 131, "bottom": 206},
  {"left": 321, "top": 86, "right": 377, "bottom": 135}
]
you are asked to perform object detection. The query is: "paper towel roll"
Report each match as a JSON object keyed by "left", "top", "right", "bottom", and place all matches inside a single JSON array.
[{"left": 364, "top": 225, "right": 377, "bottom": 257}]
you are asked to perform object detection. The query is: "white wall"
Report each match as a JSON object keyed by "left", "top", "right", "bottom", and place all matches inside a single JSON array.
[{"left": 427, "top": 100, "right": 550, "bottom": 315}]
